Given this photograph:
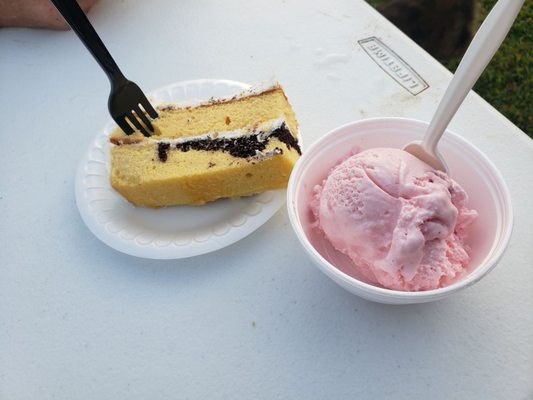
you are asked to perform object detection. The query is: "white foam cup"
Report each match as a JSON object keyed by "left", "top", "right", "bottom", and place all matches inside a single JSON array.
[{"left": 287, "top": 118, "right": 513, "bottom": 304}]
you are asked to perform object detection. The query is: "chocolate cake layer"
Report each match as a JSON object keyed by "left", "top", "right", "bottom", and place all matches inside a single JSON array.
[{"left": 156, "top": 123, "right": 301, "bottom": 162}]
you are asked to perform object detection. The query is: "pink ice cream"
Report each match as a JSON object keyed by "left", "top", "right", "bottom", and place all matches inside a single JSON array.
[{"left": 311, "top": 148, "right": 477, "bottom": 291}]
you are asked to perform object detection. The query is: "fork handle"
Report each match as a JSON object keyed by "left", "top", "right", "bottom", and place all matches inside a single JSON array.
[{"left": 50, "top": 0, "right": 126, "bottom": 85}]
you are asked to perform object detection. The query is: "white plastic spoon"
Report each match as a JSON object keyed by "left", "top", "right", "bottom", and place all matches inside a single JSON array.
[{"left": 404, "top": 0, "right": 525, "bottom": 172}]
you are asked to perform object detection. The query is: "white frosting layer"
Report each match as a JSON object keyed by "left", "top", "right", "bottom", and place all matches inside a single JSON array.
[
  {"left": 150, "top": 79, "right": 281, "bottom": 110},
  {"left": 146, "top": 117, "right": 287, "bottom": 146},
  {"left": 146, "top": 117, "right": 290, "bottom": 162},
  {"left": 254, "top": 148, "right": 283, "bottom": 161}
]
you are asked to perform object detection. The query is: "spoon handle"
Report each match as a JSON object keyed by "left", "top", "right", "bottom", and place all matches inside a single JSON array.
[{"left": 422, "top": 0, "right": 524, "bottom": 152}]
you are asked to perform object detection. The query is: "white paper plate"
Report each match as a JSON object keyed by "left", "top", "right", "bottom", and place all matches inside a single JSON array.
[{"left": 75, "top": 79, "right": 286, "bottom": 259}]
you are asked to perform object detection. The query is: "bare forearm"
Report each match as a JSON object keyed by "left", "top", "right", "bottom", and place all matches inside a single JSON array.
[{"left": 0, "top": 0, "right": 98, "bottom": 30}]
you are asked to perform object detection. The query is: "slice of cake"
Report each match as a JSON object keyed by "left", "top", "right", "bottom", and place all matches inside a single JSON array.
[{"left": 109, "top": 83, "right": 301, "bottom": 207}]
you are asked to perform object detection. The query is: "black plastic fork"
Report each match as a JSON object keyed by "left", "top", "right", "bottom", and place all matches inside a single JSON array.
[{"left": 50, "top": 0, "right": 158, "bottom": 136}]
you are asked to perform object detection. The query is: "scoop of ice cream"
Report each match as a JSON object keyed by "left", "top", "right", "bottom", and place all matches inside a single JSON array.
[{"left": 311, "top": 148, "right": 477, "bottom": 291}]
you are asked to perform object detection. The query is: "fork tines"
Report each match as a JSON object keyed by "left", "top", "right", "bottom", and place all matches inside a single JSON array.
[
  {"left": 110, "top": 81, "right": 159, "bottom": 137},
  {"left": 120, "top": 101, "right": 158, "bottom": 137},
  {"left": 124, "top": 103, "right": 158, "bottom": 137}
]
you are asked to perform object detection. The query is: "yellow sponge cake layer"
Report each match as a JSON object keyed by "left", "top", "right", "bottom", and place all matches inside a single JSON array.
[
  {"left": 109, "top": 84, "right": 301, "bottom": 207},
  {"left": 155, "top": 87, "right": 298, "bottom": 139},
  {"left": 110, "top": 84, "right": 298, "bottom": 143}
]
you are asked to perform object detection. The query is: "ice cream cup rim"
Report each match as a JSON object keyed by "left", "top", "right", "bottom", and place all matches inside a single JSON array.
[{"left": 287, "top": 117, "right": 513, "bottom": 302}]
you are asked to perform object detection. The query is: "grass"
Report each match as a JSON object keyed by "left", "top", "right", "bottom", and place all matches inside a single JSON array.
[{"left": 366, "top": 0, "right": 532, "bottom": 135}]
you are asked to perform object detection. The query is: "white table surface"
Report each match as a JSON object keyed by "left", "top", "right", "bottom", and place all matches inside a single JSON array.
[{"left": 1, "top": 0, "right": 532, "bottom": 398}]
